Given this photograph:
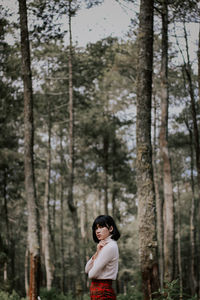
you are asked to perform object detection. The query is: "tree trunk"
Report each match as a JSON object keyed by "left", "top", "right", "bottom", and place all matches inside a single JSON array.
[
  {"left": 183, "top": 23, "right": 200, "bottom": 296},
  {"left": 198, "top": 26, "right": 200, "bottom": 107},
  {"left": 60, "top": 177, "right": 65, "bottom": 293},
  {"left": 59, "top": 130, "right": 65, "bottom": 293},
  {"left": 43, "top": 98, "right": 53, "bottom": 290},
  {"left": 25, "top": 246, "right": 29, "bottom": 297},
  {"left": 112, "top": 137, "right": 117, "bottom": 219},
  {"left": 183, "top": 22, "right": 200, "bottom": 191},
  {"left": 3, "top": 168, "right": 9, "bottom": 283},
  {"left": 103, "top": 134, "right": 109, "bottom": 215},
  {"left": 18, "top": 0, "right": 40, "bottom": 298},
  {"left": 152, "top": 95, "right": 164, "bottom": 289},
  {"left": 159, "top": 0, "right": 175, "bottom": 283},
  {"left": 177, "top": 183, "right": 183, "bottom": 300},
  {"left": 136, "top": 0, "right": 160, "bottom": 298},
  {"left": 51, "top": 177, "right": 57, "bottom": 266},
  {"left": 80, "top": 196, "right": 89, "bottom": 292},
  {"left": 185, "top": 120, "right": 198, "bottom": 295},
  {"left": 67, "top": 2, "right": 83, "bottom": 298}
]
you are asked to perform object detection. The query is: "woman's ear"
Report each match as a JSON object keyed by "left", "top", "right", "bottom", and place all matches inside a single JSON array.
[{"left": 109, "top": 226, "right": 113, "bottom": 233}]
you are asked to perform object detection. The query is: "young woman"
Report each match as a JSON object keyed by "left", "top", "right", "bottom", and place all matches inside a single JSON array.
[{"left": 85, "top": 215, "right": 120, "bottom": 300}]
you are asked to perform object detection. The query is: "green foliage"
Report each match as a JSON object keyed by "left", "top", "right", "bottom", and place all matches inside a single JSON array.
[
  {"left": 154, "top": 280, "right": 198, "bottom": 300},
  {"left": 0, "top": 290, "right": 25, "bottom": 300},
  {"left": 40, "top": 288, "right": 75, "bottom": 300},
  {"left": 117, "top": 285, "right": 143, "bottom": 300}
]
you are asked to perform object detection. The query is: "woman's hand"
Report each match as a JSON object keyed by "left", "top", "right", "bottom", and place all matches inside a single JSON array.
[{"left": 92, "top": 240, "right": 107, "bottom": 260}]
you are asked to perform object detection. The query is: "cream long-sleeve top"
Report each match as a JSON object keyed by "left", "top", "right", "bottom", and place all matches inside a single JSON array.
[{"left": 85, "top": 236, "right": 119, "bottom": 280}]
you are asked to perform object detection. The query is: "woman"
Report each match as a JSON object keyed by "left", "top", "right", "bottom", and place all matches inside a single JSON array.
[{"left": 85, "top": 215, "right": 120, "bottom": 300}]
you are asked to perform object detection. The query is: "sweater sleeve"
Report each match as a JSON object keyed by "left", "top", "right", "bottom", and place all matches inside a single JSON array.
[
  {"left": 88, "top": 243, "right": 117, "bottom": 279},
  {"left": 85, "top": 257, "right": 94, "bottom": 274}
]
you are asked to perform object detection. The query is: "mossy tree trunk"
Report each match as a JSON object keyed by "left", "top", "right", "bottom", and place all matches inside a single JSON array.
[
  {"left": 136, "top": 0, "right": 160, "bottom": 298},
  {"left": 18, "top": 0, "right": 40, "bottom": 299}
]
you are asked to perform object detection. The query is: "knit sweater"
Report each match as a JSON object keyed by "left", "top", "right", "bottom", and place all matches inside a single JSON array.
[{"left": 85, "top": 236, "right": 119, "bottom": 280}]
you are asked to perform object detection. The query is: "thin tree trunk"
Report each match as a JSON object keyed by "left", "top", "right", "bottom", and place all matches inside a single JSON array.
[
  {"left": 112, "top": 135, "right": 117, "bottom": 219},
  {"left": 152, "top": 95, "right": 164, "bottom": 289},
  {"left": 3, "top": 168, "right": 9, "bottom": 283},
  {"left": 80, "top": 196, "right": 88, "bottom": 291},
  {"left": 136, "top": 0, "right": 160, "bottom": 299},
  {"left": 183, "top": 23, "right": 200, "bottom": 296},
  {"left": 159, "top": 0, "right": 174, "bottom": 283},
  {"left": 177, "top": 183, "right": 183, "bottom": 300},
  {"left": 185, "top": 120, "right": 198, "bottom": 295},
  {"left": 67, "top": 2, "right": 83, "bottom": 298},
  {"left": 183, "top": 22, "right": 200, "bottom": 197},
  {"left": 59, "top": 129, "right": 65, "bottom": 293},
  {"left": 103, "top": 134, "right": 109, "bottom": 215},
  {"left": 25, "top": 246, "right": 29, "bottom": 297},
  {"left": 43, "top": 98, "right": 53, "bottom": 290},
  {"left": 18, "top": 0, "right": 40, "bottom": 298},
  {"left": 198, "top": 26, "right": 200, "bottom": 107},
  {"left": 52, "top": 178, "right": 57, "bottom": 263},
  {"left": 60, "top": 178, "right": 65, "bottom": 293}
]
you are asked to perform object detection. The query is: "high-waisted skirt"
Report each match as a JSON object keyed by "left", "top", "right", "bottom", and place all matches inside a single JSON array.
[{"left": 90, "top": 279, "right": 116, "bottom": 300}]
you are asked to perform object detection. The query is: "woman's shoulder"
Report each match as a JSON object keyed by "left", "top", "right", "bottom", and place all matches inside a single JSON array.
[{"left": 106, "top": 239, "right": 118, "bottom": 251}]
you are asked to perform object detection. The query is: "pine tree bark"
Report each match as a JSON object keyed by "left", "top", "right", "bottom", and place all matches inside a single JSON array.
[
  {"left": 43, "top": 98, "right": 53, "bottom": 290},
  {"left": 152, "top": 95, "right": 164, "bottom": 289},
  {"left": 18, "top": 0, "right": 40, "bottom": 298},
  {"left": 159, "top": 0, "right": 175, "bottom": 283},
  {"left": 67, "top": 2, "right": 83, "bottom": 298},
  {"left": 136, "top": 0, "right": 160, "bottom": 298}
]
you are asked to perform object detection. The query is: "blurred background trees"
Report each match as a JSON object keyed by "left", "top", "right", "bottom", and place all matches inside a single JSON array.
[{"left": 0, "top": 0, "right": 199, "bottom": 299}]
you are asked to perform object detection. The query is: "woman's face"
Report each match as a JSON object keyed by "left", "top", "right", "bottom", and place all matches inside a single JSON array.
[{"left": 95, "top": 224, "right": 113, "bottom": 241}]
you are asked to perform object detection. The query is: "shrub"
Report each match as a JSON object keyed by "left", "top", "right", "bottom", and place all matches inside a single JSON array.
[{"left": 0, "top": 290, "right": 22, "bottom": 300}]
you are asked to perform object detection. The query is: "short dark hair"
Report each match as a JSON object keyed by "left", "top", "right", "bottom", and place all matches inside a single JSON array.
[{"left": 92, "top": 215, "right": 120, "bottom": 243}]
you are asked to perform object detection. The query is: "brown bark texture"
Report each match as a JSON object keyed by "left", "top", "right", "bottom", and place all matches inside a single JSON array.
[
  {"left": 18, "top": 0, "right": 40, "bottom": 298},
  {"left": 152, "top": 96, "right": 164, "bottom": 289},
  {"left": 159, "top": 0, "right": 175, "bottom": 283},
  {"left": 136, "top": 0, "right": 160, "bottom": 298}
]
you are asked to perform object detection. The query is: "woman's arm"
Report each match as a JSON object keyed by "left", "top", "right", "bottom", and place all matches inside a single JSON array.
[{"left": 85, "top": 257, "right": 94, "bottom": 273}]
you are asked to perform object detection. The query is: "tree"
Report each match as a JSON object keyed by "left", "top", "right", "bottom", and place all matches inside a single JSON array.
[
  {"left": 18, "top": 0, "right": 40, "bottom": 299},
  {"left": 136, "top": 0, "right": 160, "bottom": 298},
  {"left": 159, "top": 0, "right": 175, "bottom": 283},
  {"left": 67, "top": 1, "right": 83, "bottom": 298}
]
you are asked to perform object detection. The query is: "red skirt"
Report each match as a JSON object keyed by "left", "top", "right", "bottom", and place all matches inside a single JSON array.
[{"left": 90, "top": 279, "right": 116, "bottom": 300}]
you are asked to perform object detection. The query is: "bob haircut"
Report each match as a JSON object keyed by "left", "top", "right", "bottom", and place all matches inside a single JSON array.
[{"left": 92, "top": 215, "right": 120, "bottom": 243}]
